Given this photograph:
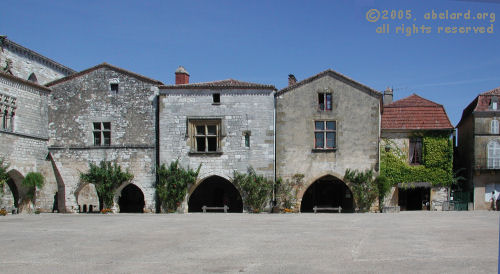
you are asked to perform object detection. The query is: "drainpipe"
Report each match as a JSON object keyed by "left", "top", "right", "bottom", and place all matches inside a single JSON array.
[{"left": 273, "top": 92, "right": 277, "bottom": 209}]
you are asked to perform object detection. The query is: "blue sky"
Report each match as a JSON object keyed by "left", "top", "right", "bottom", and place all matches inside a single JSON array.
[{"left": 2, "top": 0, "right": 500, "bottom": 125}]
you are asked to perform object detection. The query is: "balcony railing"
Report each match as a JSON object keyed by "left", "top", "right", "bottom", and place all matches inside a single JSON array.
[{"left": 474, "top": 157, "right": 500, "bottom": 170}]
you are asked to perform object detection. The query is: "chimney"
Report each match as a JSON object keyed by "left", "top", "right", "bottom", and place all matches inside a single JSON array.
[
  {"left": 383, "top": 87, "right": 393, "bottom": 105},
  {"left": 175, "top": 66, "right": 189, "bottom": 85},
  {"left": 288, "top": 74, "right": 297, "bottom": 86}
]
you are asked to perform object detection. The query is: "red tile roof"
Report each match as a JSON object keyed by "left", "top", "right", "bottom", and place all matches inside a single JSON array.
[
  {"left": 159, "top": 79, "right": 275, "bottom": 90},
  {"left": 475, "top": 87, "right": 500, "bottom": 111},
  {"left": 382, "top": 94, "right": 453, "bottom": 130}
]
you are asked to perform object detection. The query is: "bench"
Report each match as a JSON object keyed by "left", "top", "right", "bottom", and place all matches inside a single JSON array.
[
  {"left": 313, "top": 206, "right": 342, "bottom": 213},
  {"left": 202, "top": 205, "right": 229, "bottom": 213}
]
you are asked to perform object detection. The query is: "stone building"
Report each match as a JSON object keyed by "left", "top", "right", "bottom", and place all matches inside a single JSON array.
[
  {"left": 275, "top": 70, "right": 382, "bottom": 212},
  {"left": 456, "top": 87, "right": 500, "bottom": 210},
  {"left": 381, "top": 92, "right": 454, "bottom": 211},
  {"left": 46, "top": 63, "right": 163, "bottom": 213},
  {"left": 158, "top": 67, "right": 275, "bottom": 213},
  {"left": 0, "top": 37, "right": 74, "bottom": 213}
]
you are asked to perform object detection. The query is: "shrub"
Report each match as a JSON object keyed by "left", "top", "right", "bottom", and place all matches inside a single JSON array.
[
  {"left": 0, "top": 209, "right": 7, "bottom": 216},
  {"left": 156, "top": 160, "right": 200, "bottom": 212},
  {"left": 80, "top": 161, "right": 133, "bottom": 209},
  {"left": 0, "top": 159, "right": 9, "bottom": 195},
  {"left": 100, "top": 208, "right": 113, "bottom": 214},
  {"left": 22, "top": 172, "right": 45, "bottom": 201},
  {"left": 375, "top": 175, "right": 391, "bottom": 212},
  {"left": 276, "top": 174, "right": 304, "bottom": 211},
  {"left": 232, "top": 167, "right": 273, "bottom": 213},
  {"left": 344, "top": 169, "right": 377, "bottom": 212}
]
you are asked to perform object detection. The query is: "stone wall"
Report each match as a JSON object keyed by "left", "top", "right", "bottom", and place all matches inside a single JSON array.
[
  {"left": 275, "top": 74, "right": 381, "bottom": 205},
  {"left": 158, "top": 88, "right": 275, "bottom": 211},
  {"left": 48, "top": 66, "right": 159, "bottom": 213}
]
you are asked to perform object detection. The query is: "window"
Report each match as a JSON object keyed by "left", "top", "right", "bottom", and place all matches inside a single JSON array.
[
  {"left": 93, "top": 122, "right": 111, "bottom": 146},
  {"left": 318, "top": 93, "right": 332, "bottom": 111},
  {"left": 314, "top": 121, "right": 336, "bottom": 149},
  {"left": 190, "top": 120, "right": 220, "bottom": 152},
  {"left": 110, "top": 83, "right": 119, "bottom": 94},
  {"left": 244, "top": 131, "right": 251, "bottom": 148},
  {"left": 409, "top": 138, "right": 422, "bottom": 164},
  {"left": 213, "top": 93, "right": 220, "bottom": 104},
  {"left": 0, "top": 93, "right": 16, "bottom": 132},
  {"left": 491, "top": 120, "right": 499, "bottom": 134},
  {"left": 488, "top": 141, "right": 500, "bottom": 169},
  {"left": 491, "top": 96, "right": 498, "bottom": 110}
]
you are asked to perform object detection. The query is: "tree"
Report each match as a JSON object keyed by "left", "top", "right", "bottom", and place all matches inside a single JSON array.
[
  {"left": 22, "top": 172, "right": 45, "bottom": 201},
  {"left": 156, "top": 160, "right": 200, "bottom": 212},
  {"left": 232, "top": 167, "right": 273, "bottom": 213},
  {"left": 375, "top": 175, "right": 391, "bottom": 212},
  {"left": 80, "top": 161, "right": 133, "bottom": 209},
  {"left": 344, "top": 169, "right": 377, "bottom": 212}
]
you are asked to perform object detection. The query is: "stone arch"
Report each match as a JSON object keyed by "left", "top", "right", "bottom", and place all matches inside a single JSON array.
[
  {"left": 75, "top": 182, "right": 100, "bottom": 213},
  {"left": 117, "top": 183, "right": 145, "bottom": 213},
  {"left": 188, "top": 175, "right": 243, "bottom": 213},
  {"left": 299, "top": 174, "right": 355, "bottom": 213},
  {"left": 1, "top": 169, "right": 28, "bottom": 212},
  {"left": 48, "top": 153, "right": 66, "bottom": 212}
]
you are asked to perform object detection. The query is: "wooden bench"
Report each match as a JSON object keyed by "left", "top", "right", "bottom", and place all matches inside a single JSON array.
[
  {"left": 313, "top": 206, "right": 342, "bottom": 213},
  {"left": 202, "top": 205, "right": 229, "bottom": 213}
]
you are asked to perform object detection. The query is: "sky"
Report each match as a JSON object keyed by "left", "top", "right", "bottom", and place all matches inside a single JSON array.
[{"left": 2, "top": 0, "right": 500, "bottom": 125}]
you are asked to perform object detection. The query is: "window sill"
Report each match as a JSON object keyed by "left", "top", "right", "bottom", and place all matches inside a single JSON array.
[
  {"left": 212, "top": 103, "right": 221, "bottom": 105},
  {"left": 311, "top": 148, "right": 336, "bottom": 153},
  {"left": 188, "top": 151, "right": 223, "bottom": 156}
]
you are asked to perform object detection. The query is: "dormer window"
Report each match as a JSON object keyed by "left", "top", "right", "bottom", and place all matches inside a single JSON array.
[
  {"left": 491, "top": 96, "right": 498, "bottom": 110},
  {"left": 318, "top": 93, "right": 332, "bottom": 111}
]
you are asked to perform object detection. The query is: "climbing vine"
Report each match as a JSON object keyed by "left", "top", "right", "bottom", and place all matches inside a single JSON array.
[
  {"left": 380, "top": 133, "right": 453, "bottom": 187},
  {"left": 156, "top": 160, "right": 200, "bottom": 213},
  {"left": 80, "top": 161, "right": 134, "bottom": 210}
]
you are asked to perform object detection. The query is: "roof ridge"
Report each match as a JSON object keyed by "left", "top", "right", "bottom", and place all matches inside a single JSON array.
[
  {"left": 480, "top": 86, "right": 500, "bottom": 95},
  {"left": 385, "top": 93, "right": 442, "bottom": 107}
]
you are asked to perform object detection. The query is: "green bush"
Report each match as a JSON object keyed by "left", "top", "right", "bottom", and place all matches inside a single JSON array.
[
  {"left": 232, "top": 167, "right": 273, "bottom": 213},
  {"left": 80, "top": 161, "right": 133, "bottom": 209},
  {"left": 22, "top": 172, "right": 45, "bottom": 200},
  {"left": 156, "top": 160, "right": 200, "bottom": 212},
  {"left": 344, "top": 169, "right": 377, "bottom": 212},
  {"left": 375, "top": 175, "right": 391, "bottom": 212},
  {"left": 276, "top": 174, "right": 304, "bottom": 211},
  {"left": 0, "top": 158, "right": 9, "bottom": 195}
]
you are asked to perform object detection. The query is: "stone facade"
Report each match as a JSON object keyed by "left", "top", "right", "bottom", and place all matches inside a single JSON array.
[
  {"left": 158, "top": 79, "right": 276, "bottom": 212},
  {"left": 0, "top": 37, "right": 75, "bottom": 84},
  {"left": 47, "top": 64, "right": 162, "bottom": 213},
  {"left": 456, "top": 89, "right": 500, "bottom": 210},
  {"left": 275, "top": 70, "right": 381, "bottom": 211}
]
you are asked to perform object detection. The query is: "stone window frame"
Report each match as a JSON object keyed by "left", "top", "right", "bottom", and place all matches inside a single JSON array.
[
  {"left": 93, "top": 122, "right": 111, "bottom": 146},
  {"left": 109, "top": 78, "right": 120, "bottom": 95},
  {"left": 487, "top": 140, "right": 500, "bottom": 169},
  {"left": 491, "top": 119, "right": 499, "bottom": 134},
  {"left": 313, "top": 120, "right": 336, "bottom": 151},
  {"left": 0, "top": 93, "right": 16, "bottom": 132},
  {"left": 243, "top": 130, "right": 251, "bottom": 148},
  {"left": 318, "top": 91, "right": 332, "bottom": 111},
  {"left": 188, "top": 118, "right": 224, "bottom": 154}
]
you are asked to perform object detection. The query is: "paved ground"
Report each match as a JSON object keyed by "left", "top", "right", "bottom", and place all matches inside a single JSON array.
[{"left": 0, "top": 211, "right": 498, "bottom": 274}]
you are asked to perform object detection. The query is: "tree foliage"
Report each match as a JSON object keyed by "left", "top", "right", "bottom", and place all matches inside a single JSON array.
[
  {"left": 80, "top": 161, "right": 133, "bottom": 209},
  {"left": 375, "top": 175, "right": 391, "bottom": 212},
  {"left": 344, "top": 169, "right": 377, "bottom": 212},
  {"left": 276, "top": 174, "right": 304, "bottom": 210},
  {"left": 22, "top": 172, "right": 45, "bottom": 200},
  {"left": 232, "top": 167, "right": 273, "bottom": 213},
  {"left": 380, "top": 134, "right": 453, "bottom": 186},
  {"left": 156, "top": 160, "right": 200, "bottom": 212}
]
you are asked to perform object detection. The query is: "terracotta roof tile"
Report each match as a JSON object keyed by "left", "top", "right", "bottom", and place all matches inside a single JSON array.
[
  {"left": 474, "top": 86, "right": 500, "bottom": 111},
  {"left": 159, "top": 79, "right": 275, "bottom": 90},
  {"left": 382, "top": 94, "right": 453, "bottom": 130}
]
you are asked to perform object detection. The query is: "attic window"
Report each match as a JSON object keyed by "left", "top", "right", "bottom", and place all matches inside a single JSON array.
[
  {"left": 491, "top": 96, "right": 498, "bottom": 110},
  {"left": 110, "top": 83, "right": 119, "bottom": 94},
  {"left": 28, "top": 73, "right": 38, "bottom": 83},
  {"left": 318, "top": 93, "right": 332, "bottom": 111},
  {"left": 213, "top": 93, "right": 220, "bottom": 104}
]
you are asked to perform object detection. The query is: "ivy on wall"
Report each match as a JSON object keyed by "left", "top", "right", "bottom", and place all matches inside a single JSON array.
[{"left": 380, "top": 133, "right": 453, "bottom": 186}]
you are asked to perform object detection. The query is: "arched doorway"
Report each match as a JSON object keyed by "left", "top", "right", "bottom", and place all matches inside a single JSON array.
[
  {"left": 301, "top": 175, "right": 354, "bottom": 213},
  {"left": 118, "top": 184, "right": 145, "bottom": 213},
  {"left": 188, "top": 176, "right": 243, "bottom": 213},
  {"left": 1, "top": 177, "right": 19, "bottom": 211},
  {"left": 77, "top": 183, "right": 100, "bottom": 213}
]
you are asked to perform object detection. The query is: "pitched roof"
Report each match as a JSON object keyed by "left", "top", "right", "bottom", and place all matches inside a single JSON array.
[
  {"left": 276, "top": 69, "right": 382, "bottom": 99},
  {"left": 457, "top": 86, "right": 500, "bottom": 127},
  {"left": 159, "top": 79, "right": 276, "bottom": 90},
  {"left": 2, "top": 37, "right": 76, "bottom": 76},
  {"left": 45, "top": 63, "right": 163, "bottom": 87},
  {"left": 382, "top": 94, "right": 453, "bottom": 130},
  {"left": 0, "top": 71, "right": 51, "bottom": 92}
]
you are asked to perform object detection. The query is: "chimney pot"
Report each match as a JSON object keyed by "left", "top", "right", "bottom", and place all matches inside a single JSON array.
[
  {"left": 175, "top": 66, "right": 190, "bottom": 85},
  {"left": 288, "top": 74, "right": 297, "bottom": 86}
]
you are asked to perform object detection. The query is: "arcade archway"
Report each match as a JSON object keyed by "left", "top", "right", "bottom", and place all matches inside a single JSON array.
[
  {"left": 188, "top": 176, "right": 243, "bottom": 213},
  {"left": 76, "top": 183, "right": 100, "bottom": 213},
  {"left": 118, "top": 184, "right": 145, "bottom": 213},
  {"left": 301, "top": 175, "right": 354, "bottom": 213}
]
